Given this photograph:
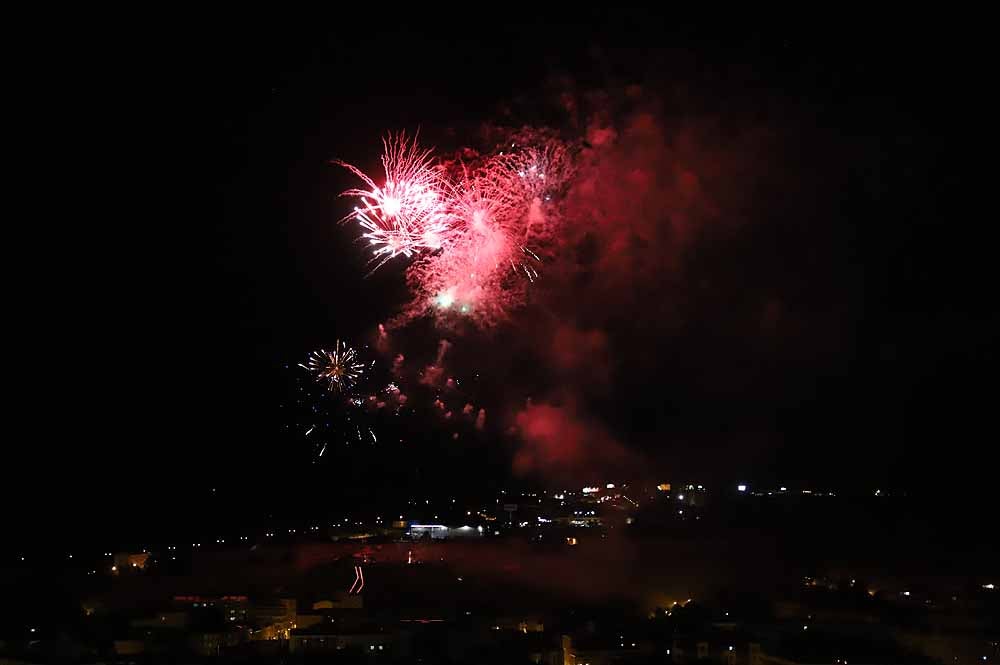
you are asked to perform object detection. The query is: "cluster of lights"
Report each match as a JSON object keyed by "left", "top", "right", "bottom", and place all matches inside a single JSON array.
[{"left": 433, "top": 289, "right": 473, "bottom": 315}]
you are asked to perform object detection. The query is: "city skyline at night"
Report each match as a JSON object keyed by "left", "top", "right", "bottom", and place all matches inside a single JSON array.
[{"left": 3, "top": 10, "right": 994, "bottom": 664}]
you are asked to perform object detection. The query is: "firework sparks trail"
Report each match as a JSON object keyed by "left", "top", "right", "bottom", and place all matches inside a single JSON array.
[
  {"left": 348, "top": 565, "right": 364, "bottom": 594},
  {"left": 434, "top": 339, "right": 452, "bottom": 366}
]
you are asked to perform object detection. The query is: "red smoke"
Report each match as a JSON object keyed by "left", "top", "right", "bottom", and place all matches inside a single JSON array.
[
  {"left": 512, "top": 402, "right": 639, "bottom": 482},
  {"left": 550, "top": 324, "right": 608, "bottom": 374}
]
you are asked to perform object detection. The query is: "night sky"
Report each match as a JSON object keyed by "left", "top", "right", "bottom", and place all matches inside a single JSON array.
[{"left": 9, "top": 14, "right": 993, "bottom": 546}]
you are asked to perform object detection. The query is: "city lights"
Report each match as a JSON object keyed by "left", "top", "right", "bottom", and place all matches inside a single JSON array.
[{"left": 13, "top": 483, "right": 980, "bottom": 661}]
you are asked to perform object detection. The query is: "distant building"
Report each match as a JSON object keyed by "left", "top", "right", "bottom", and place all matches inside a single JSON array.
[
  {"left": 248, "top": 597, "right": 296, "bottom": 639},
  {"left": 557, "top": 515, "right": 602, "bottom": 528},
  {"left": 669, "top": 636, "right": 762, "bottom": 664},
  {"left": 408, "top": 523, "right": 448, "bottom": 539},
  {"left": 189, "top": 628, "right": 247, "bottom": 657},
  {"left": 249, "top": 597, "right": 296, "bottom": 626},
  {"left": 112, "top": 552, "right": 149, "bottom": 572},
  {"left": 406, "top": 523, "right": 484, "bottom": 540},
  {"left": 563, "top": 634, "right": 653, "bottom": 665},
  {"left": 494, "top": 616, "right": 545, "bottom": 633},
  {"left": 289, "top": 625, "right": 407, "bottom": 656},
  {"left": 173, "top": 595, "right": 250, "bottom": 623},
  {"left": 312, "top": 595, "right": 363, "bottom": 611},
  {"left": 676, "top": 484, "right": 708, "bottom": 508},
  {"left": 130, "top": 612, "right": 189, "bottom": 629}
]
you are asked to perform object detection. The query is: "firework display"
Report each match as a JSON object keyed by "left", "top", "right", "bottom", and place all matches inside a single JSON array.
[
  {"left": 336, "top": 130, "right": 574, "bottom": 326},
  {"left": 290, "top": 129, "right": 576, "bottom": 458},
  {"left": 299, "top": 341, "right": 366, "bottom": 393},
  {"left": 285, "top": 333, "right": 489, "bottom": 461},
  {"left": 335, "top": 133, "right": 452, "bottom": 268}
]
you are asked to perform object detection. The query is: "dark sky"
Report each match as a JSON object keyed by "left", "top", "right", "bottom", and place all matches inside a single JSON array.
[{"left": 8, "top": 13, "right": 994, "bottom": 544}]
